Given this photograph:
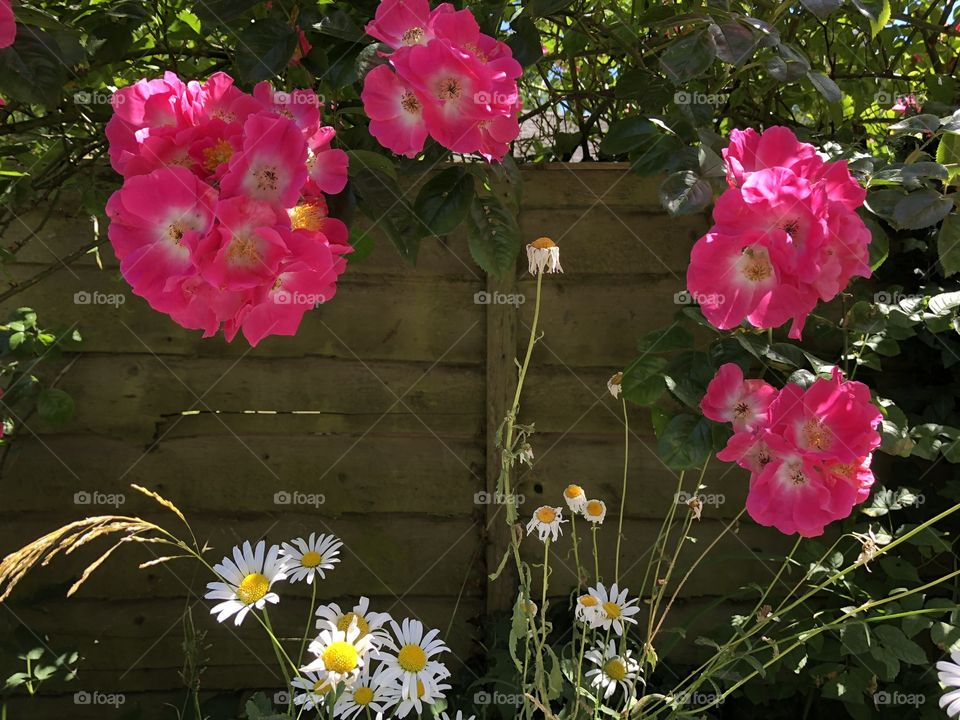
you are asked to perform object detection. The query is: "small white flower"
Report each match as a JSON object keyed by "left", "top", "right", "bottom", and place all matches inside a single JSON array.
[
  {"left": 575, "top": 593, "right": 602, "bottom": 624},
  {"left": 526, "top": 237, "right": 562, "bottom": 275},
  {"left": 607, "top": 372, "right": 623, "bottom": 399},
  {"left": 204, "top": 540, "right": 287, "bottom": 626},
  {"left": 380, "top": 667, "right": 450, "bottom": 718},
  {"left": 563, "top": 484, "right": 587, "bottom": 514},
  {"left": 439, "top": 712, "right": 476, "bottom": 720},
  {"left": 526, "top": 505, "right": 565, "bottom": 542},
  {"left": 291, "top": 670, "right": 335, "bottom": 711},
  {"left": 519, "top": 443, "right": 535, "bottom": 465},
  {"left": 939, "top": 651, "right": 960, "bottom": 717},
  {"left": 379, "top": 618, "right": 450, "bottom": 700},
  {"left": 333, "top": 662, "right": 396, "bottom": 719},
  {"left": 280, "top": 532, "right": 342, "bottom": 583},
  {"left": 585, "top": 640, "right": 640, "bottom": 698},
  {"left": 315, "top": 596, "right": 393, "bottom": 648},
  {"left": 586, "top": 582, "right": 641, "bottom": 636},
  {"left": 302, "top": 619, "right": 377, "bottom": 687},
  {"left": 583, "top": 499, "right": 607, "bottom": 524},
  {"left": 851, "top": 525, "right": 887, "bottom": 572}
]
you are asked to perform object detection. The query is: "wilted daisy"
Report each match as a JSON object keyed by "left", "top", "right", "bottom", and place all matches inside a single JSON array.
[
  {"left": 333, "top": 663, "right": 396, "bottom": 719},
  {"left": 939, "top": 651, "right": 960, "bottom": 717},
  {"left": 291, "top": 670, "right": 335, "bottom": 711},
  {"left": 280, "top": 533, "right": 342, "bottom": 583},
  {"left": 587, "top": 583, "right": 641, "bottom": 635},
  {"left": 607, "top": 372, "right": 623, "bottom": 399},
  {"left": 205, "top": 540, "right": 287, "bottom": 626},
  {"left": 526, "top": 237, "right": 562, "bottom": 275},
  {"left": 563, "top": 484, "right": 587, "bottom": 514},
  {"left": 302, "top": 619, "right": 377, "bottom": 686},
  {"left": 575, "top": 593, "right": 601, "bottom": 623},
  {"left": 381, "top": 669, "right": 451, "bottom": 718},
  {"left": 583, "top": 499, "right": 607, "bottom": 524},
  {"left": 526, "top": 505, "right": 565, "bottom": 542},
  {"left": 316, "top": 596, "right": 392, "bottom": 645},
  {"left": 585, "top": 640, "right": 640, "bottom": 698},
  {"left": 379, "top": 618, "right": 450, "bottom": 700}
]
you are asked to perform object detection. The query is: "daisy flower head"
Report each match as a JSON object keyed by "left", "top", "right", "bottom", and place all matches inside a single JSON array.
[
  {"left": 583, "top": 498, "right": 607, "bottom": 524},
  {"left": 380, "top": 667, "right": 451, "bottom": 718},
  {"left": 205, "top": 540, "right": 287, "bottom": 626},
  {"left": 585, "top": 639, "right": 640, "bottom": 698},
  {"left": 439, "top": 713, "right": 477, "bottom": 720},
  {"left": 526, "top": 506, "right": 565, "bottom": 542},
  {"left": 333, "top": 662, "right": 396, "bottom": 720},
  {"left": 280, "top": 532, "right": 342, "bottom": 583},
  {"left": 526, "top": 236, "right": 562, "bottom": 275},
  {"left": 291, "top": 670, "right": 335, "bottom": 711},
  {"left": 379, "top": 618, "right": 450, "bottom": 700},
  {"left": 938, "top": 651, "right": 960, "bottom": 717},
  {"left": 316, "top": 596, "right": 392, "bottom": 646},
  {"left": 575, "top": 593, "right": 601, "bottom": 624},
  {"left": 302, "top": 618, "right": 377, "bottom": 686},
  {"left": 587, "top": 583, "right": 640, "bottom": 636},
  {"left": 563, "top": 484, "right": 587, "bottom": 514}
]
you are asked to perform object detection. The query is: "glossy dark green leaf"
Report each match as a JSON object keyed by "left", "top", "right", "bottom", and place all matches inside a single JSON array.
[
  {"left": 235, "top": 18, "right": 298, "bottom": 83},
  {"left": 37, "top": 388, "right": 75, "bottom": 425},
  {"left": 0, "top": 26, "right": 67, "bottom": 107},
  {"left": 466, "top": 194, "right": 521, "bottom": 277},
  {"left": 938, "top": 214, "right": 960, "bottom": 277},
  {"left": 659, "top": 30, "right": 716, "bottom": 83},
  {"left": 657, "top": 414, "right": 713, "bottom": 469},
  {"left": 414, "top": 167, "right": 475, "bottom": 236},
  {"left": 659, "top": 171, "right": 712, "bottom": 216},
  {"left": 600, "top": 117, "right": 658, "bottom": 156},
  {"left": 507, "top": 17, "right": 542, "bottom": 67},
  {"left": 893, "top": 190, "right": 953, "bottom": 230}
]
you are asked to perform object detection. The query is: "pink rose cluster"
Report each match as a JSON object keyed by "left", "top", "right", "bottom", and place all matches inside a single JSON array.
[
  {"left": 686, "top": 126, "right": 872, "bottom": 339},
  {"left": 360, "top": 0, "right": 522, "bottom": 161},
  {"left": 702, "top": 363, "right": 881, "bottom": 537},
  {"left": 0, "top": 0, "right": 14, "bottom": 49},
  {"left": 105, "top": 72, "right": 350, "bottom": 346}
]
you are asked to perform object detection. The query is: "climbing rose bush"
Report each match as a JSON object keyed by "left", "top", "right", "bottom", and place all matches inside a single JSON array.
[
  {"left": 703, "top": 363, "right": 882, "bottom": 537},
  {"left": 686, "top": 127, "right": 872, "bottom": 339},
  {"left": 361, "top": 0, "right": 522, "bottom": 160},
  {"left": 105, "top": 72, "right": 350, "bottom": 346}
]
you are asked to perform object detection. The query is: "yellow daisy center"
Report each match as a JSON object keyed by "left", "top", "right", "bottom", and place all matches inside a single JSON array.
[
  {"left": 336, "top": 612, "right": 370, "bottom": 636},
  {"left": 536, "top": 507, "right": 557, "bottom": 523},
  {"left": 312, "top": 680, "right": 332, "bottom": 695},
  {"left": 397, "top": 643, "right": 428, "bottom": 672},
  {"left": 586, "top": 500, "right": 604, "bottom": 517},
  {"left": 564, "top": 484, "right": 583, "bottom": 499},
  {"left": 322, "top": 641, "right": 359, "bottom": 674},
  {"left": 236, "top": 573, "right": 269, "bottom": 605},
  {"left": 531, "top": 237, "right": 556, "bottom": 249},
  {"left": 603, "top": 601, "right": 622, "bottom": 619},
  {"left": 300, "top": 550, "right": 323, "bottom": 568},
  {"left": 578, "top": 594, "right": 598, "bottom": 607},
  {"left": 353, "top": 686, "right": 374, "bottom": 705},
  {"left": 603, "top": 658, "right": 627, "bottom": 681}
]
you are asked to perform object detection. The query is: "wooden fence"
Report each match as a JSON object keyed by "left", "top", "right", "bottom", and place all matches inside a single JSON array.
[{"left": 0, "top": 164, "right": 787, "bottom": 718}]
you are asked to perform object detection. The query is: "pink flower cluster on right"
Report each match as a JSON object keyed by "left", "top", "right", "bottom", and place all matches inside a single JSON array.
[
  {"left": 360, "top": 0, "right": 522, "bottom": 161},
  {"left": 687, "top": 127, "right": 872, "bottom": 339},
  {"left": 702, "top": 363, "right": 882, "bottom": 537}
]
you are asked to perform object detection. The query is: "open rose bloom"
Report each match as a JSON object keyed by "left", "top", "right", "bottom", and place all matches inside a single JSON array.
[
  {"left": 687, "top": 126, "right": 871, "bottom": 339},
  {"left": 105, "top": 72, "right": 350, "bottom": 346},
  {"left": 361, "top": 0, "right": 522, "bottom": 160},
  {"left": 703, "top": 363, "right": 881, "bottom": 537}
]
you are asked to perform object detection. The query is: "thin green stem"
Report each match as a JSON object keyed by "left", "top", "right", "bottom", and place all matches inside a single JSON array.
[
  {"left": 615, "top": 397, "right": 629, "bottom": 584},
  {"left": 298, "top": 581, "right": 318, "bottom": 666}
]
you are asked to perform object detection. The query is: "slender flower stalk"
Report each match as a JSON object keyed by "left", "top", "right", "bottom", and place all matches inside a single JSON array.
[{"left": 615, "top": 396, "right": 629, "bottom": 584}]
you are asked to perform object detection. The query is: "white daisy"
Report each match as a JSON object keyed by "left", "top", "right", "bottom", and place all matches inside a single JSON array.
[
  {"left": 563, "top": 484, "right": 587, "bottom": 514},
  {"left": 583, "top": 499, "right": 607, "bottom": 524},
  {"left": 526, "top": 237, "right": 563, "bottom": 275},
  {"left": 291, "top": 670, "right": 335, "bottom": 711},
  {"left": 379, "top": 618, "right": 450, "bottom": 700},
  {"left": 316, "top": 596, "right": 392, "bottom": 645},
  {"left": 575, "top": 593, "right": 602, "bottom": 623},
  {"left": 938, "top": 651, "right": 960, "bottom": 717},
  {"left": 526, "top": 506, "right": 565, "bottom": 542},
  {"left": 280, "top": 533, "right": 342, "bottom": 583},
  {"left": 585, "top": 640, "right": 640, "bottom": 698},
  {"left": 587, "top": 583, "right": 641, "bottom": 636},
  {"left": 333, "top": 662, "right": 396, "bottom": 719},
  {"left": 439, "top": 712, "right": 476, "bottom": 720},
  {"left": 204, "top": 540, "right": 287, "bottom": 626},
  {"left": 380, "top": 668, "right": 450, "bottom": 718},
  {"left": 302, "top": 619, "right": 377, "bottom": 686}
]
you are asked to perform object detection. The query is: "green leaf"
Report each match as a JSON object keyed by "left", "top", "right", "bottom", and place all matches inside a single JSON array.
[
  {"left": 708, "top": 21, "right": 757, "bottom": 66},
  {"left": 800, "top": 0, "right": 843, "bottom": 17},
  {"left": 659, "top": 30, "right": 716, "bottom": 83},
  {"left": 938, "top": 214, "right": 960, "bottom": 277},
  {"left": 527, "top": 0, "right": 574, "bottom": 17},
  {"left": 507, "top": 16, "right": 542, "bottom": 67},
  {"left": 840, "top": 624, "right": 871, "bottom": 655},
  {"left": 599, "top": 117, "right": 658, "bottom": 156},
  {"left": 414, "top": 168, "right": 475, "bottom": 236},
  {"left": 888, "top": 114, "right": 941, "bottom": 135},
  {"left": 466, "top": 194, "right": 521, "bottom": 277},
  {"left": 892, "top": 190, "right": 953, "bottom": 230},
  {"left": 235, "top": 18, "right": 297, "bottom": 83},
  {"left": 851, "top": 0, "right": 891, "bottom": 38},
  {"left": 346, "top": 150, "right": 397, "bottom": 180},
  {"left": 932, "top": 622, "right": 960, "bottom": 652},
  {"left": 873, "top": 625, "right": 927, "bottom": 665},
  {"left": 194, "top": 0, "right": 260, "bottom": 24},
  {"left": 620, "top": 356, "right": 668, "bottom": 406},
  {"left": 637, "top": 325, "right": 694, "bottom": 353},
  {"left": 352, "top": 168, "right": 423, "bottom": 264},
  {"left": 0, "top": 26, "right": 68, "bottom": 106},
  {"left": 659, "top": 171, "right": 712, "bottom": 216},
  {"left": 657, "top": 414, "right": 713, "bottom": 469},
  {"left": 36, "top": 389, "right": 75, "bottom": 425},
  {"left": 313, "top": 10, "right": 365, "bottom": 42},
  {"left": 807, "top": 71, "right": 842, "bottom": 103},
  {"left": 936, "top": 133, "right": 960, "bottom": 179}
]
